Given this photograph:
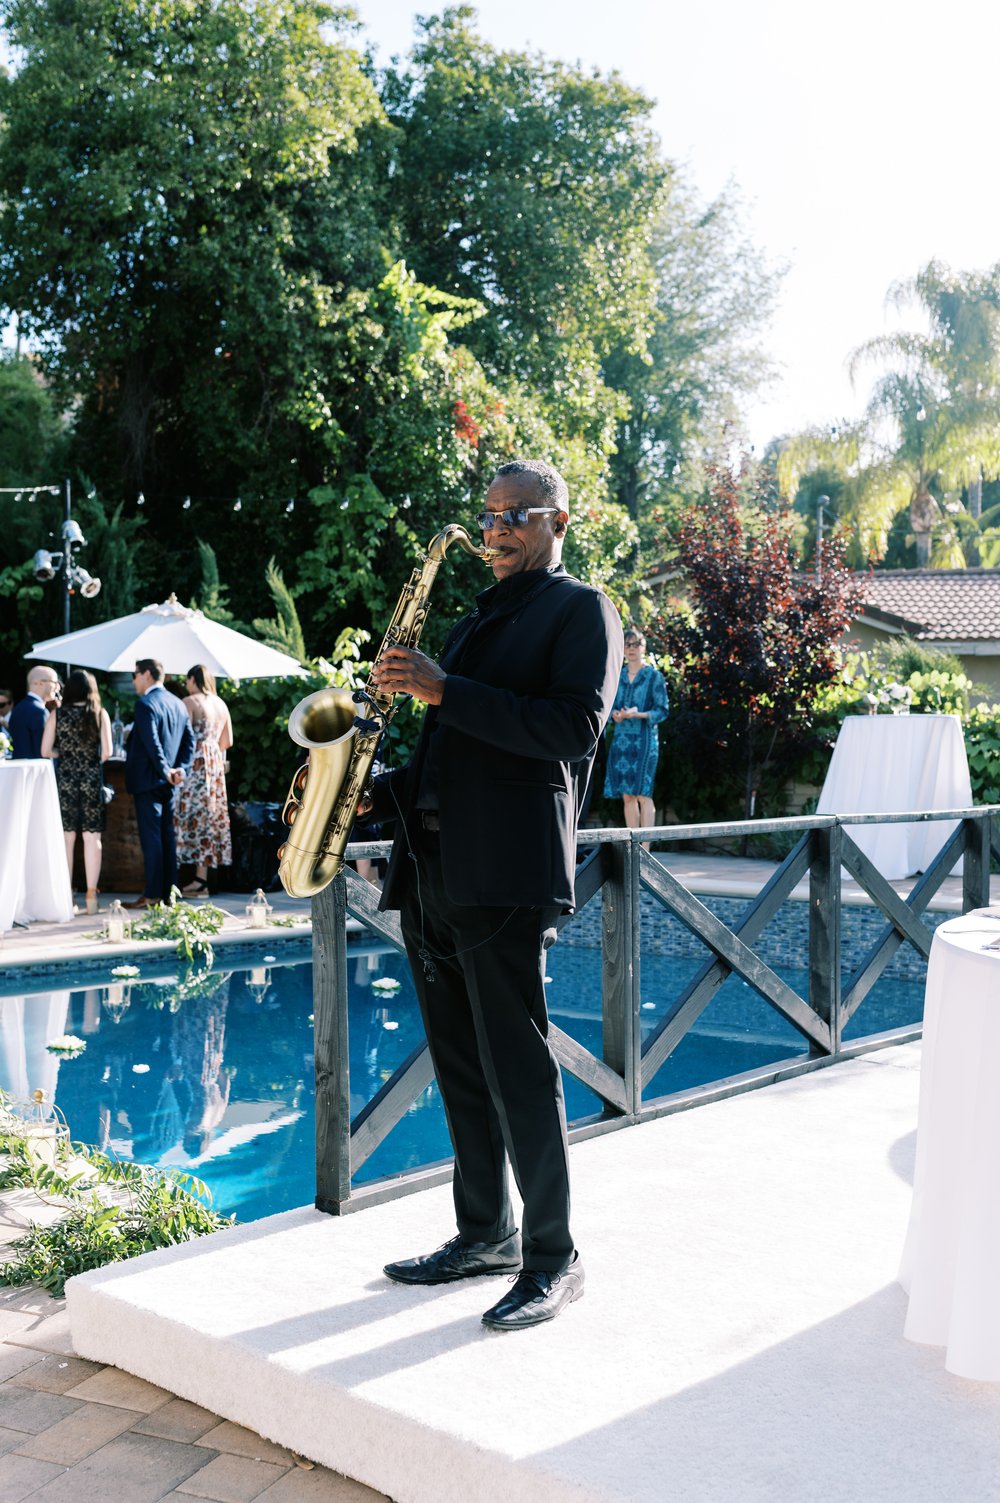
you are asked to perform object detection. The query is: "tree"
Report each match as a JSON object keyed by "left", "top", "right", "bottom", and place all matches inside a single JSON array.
[
  {"left": 649, "top": 462, "right": 862, "bottom": 818},
  {"left": 778, "top": 260, "right": 1000, "bottom": 567},
  {"left": 605, "top": 177, "right": 781, "bottom": 526},
  {"left": 0, "top": 0, "right": 387, "bottom": 526},
  {"left": 380, "top": 6, "right": 667, "bottom": 440}
]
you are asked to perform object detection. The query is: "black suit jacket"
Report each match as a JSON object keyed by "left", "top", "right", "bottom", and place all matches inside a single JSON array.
[
  {"left": 9, "top": 694, "right": 48, "bottom": 759},
  {"left": 372, "top": 567, "right": 623, "bottom": 912},
  {"left": 125, "top": 685, "right": 195, "bottom": 794}
]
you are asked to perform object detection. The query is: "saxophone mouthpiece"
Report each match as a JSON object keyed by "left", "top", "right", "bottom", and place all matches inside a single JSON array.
[{"left": 480, "top": 547, "right": 501, "bottom": 562}]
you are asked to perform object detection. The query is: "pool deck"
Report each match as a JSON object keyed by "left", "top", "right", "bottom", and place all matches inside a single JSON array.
[{"left": 0, "top": 856, "right": 996, "bottom": 1500}]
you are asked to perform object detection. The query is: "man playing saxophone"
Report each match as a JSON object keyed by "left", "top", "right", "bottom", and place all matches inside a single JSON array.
[{"left": 362, "top": 458, "right": 623, "bottom": 1331}]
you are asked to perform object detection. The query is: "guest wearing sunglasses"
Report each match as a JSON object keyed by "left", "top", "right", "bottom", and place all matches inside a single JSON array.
[{"left": 364, "top": 458, "right": 623, "bottom": 1331}]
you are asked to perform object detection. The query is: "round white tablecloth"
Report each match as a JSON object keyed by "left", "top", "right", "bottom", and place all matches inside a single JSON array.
[
  {"left": 0, "top": 760, "right": 74, "bottom": 933},
  {"left": 899, "top": 914, "right": 1000, "bottom": 1379},
  {"left": 815, "top": 714, "right": 972, "bottom": 879}
]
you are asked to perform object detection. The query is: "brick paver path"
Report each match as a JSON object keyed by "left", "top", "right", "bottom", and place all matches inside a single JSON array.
[{"left": 0, "top": 1284, "right": 390, "bottom": 1502}]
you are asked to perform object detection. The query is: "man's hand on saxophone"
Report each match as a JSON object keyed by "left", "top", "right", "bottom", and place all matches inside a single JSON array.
[{"left": 371, "top": 646, "right": 447, "bottom": 706}]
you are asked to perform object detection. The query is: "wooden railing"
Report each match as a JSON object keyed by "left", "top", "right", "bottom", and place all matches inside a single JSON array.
[{"left": 312, "top": 806, "right": 1000, "bottom": 1214}]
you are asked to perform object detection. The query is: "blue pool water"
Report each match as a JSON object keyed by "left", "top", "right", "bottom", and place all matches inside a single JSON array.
[{"left": 0, "top": 937, "right": 925, "bottom": 1224}]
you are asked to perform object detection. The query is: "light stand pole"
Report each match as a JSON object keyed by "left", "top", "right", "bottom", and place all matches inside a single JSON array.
[
  {"left": 815, "top": 494, "right": 830, "bottom": 579},
  {"left": 32, "top": 478, "right": 102, "bottom": 675}
]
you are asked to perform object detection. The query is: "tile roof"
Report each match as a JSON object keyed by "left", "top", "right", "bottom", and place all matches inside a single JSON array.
[{"left": 856, "top": 569, "right": 1000, "bottom": 644}]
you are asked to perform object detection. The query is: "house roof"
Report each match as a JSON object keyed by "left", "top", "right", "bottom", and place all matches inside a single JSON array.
[{"left": 856, "top": 569, "right": 1000, "bottom": 645}]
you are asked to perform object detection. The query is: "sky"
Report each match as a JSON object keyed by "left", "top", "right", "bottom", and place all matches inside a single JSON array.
[{"left": 360, "top": 0, "right": 1000, "bottom": 453}]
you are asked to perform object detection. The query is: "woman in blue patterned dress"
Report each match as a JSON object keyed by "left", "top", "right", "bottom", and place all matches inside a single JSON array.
[{"left": 603, "top": 630, "right": 669, "bottom": 838}]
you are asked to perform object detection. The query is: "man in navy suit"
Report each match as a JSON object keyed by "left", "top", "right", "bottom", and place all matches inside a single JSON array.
[
  {"left": 125, "top": 658, "right": 195, "bottom": 907},
  {"left": 9, "top": 666, "right": 61, "bottom": 759}
]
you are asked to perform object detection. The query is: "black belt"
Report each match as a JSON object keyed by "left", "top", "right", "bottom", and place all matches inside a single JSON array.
[{"left": 419, "top": 810, "right": 441, "bottom": 833}]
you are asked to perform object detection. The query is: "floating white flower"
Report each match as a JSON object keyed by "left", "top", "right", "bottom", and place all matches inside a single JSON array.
[
  {"left": 46, "top": 1035, "right": 86, "bottom": 1056},
  {"left": 131, "top": 1063, "right": 151, "bottom": 1074},
  {"left": 371, "top": 977, "right": 401, "bottom": 993},
  {"left": 382, "top": 1020, "right": 399, "bottom": 1031},
  {"left": 110, "top": 964, "right": 140, "bottom": 978}
]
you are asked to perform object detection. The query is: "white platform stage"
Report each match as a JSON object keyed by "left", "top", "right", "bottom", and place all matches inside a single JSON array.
[{"left": 66, "top": 1043, "right": 1000, "bottom": 1503}]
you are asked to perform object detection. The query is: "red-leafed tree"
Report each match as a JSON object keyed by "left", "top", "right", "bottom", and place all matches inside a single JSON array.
[{"left": 649, "top": 463, "right": 863, "bottom": 818}]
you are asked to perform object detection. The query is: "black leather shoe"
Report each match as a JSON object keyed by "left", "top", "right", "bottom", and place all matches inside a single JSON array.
[
  {"left": 481, "top": 1254, "right": 585, "bottom": 1330},
  {"left": 384, "top": 1232, "right": 521, "bottom": 1286}
]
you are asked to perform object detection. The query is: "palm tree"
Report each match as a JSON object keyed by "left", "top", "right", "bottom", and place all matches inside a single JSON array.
[{"left": 779, "top": 260, "right": 1000, "bottom": 567}]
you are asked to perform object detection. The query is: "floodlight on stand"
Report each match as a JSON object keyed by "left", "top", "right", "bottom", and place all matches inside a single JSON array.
[
  {"left": 32, "top": 549, "right": 58, "bottom": 582},
  {"left": 61, "top": 518, "right": 87, "bottom": 547},
  {"left": 71, "top": 566, "right": 102, "bottom": 599}
]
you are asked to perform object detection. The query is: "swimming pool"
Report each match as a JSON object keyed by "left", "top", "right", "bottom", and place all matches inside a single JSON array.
[{"left": 0, "top": 937, "right": 925, "bottom": 1224}]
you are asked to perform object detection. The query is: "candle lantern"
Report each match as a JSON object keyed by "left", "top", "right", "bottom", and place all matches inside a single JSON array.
[
  {"left": 101, "top": 982, "right": 132, "bottom": 1024},
  {"left": 104, "top": 900, "right": 132, "bottom": 945},
  {"left": 245, "top": 966, "right": 272, "bottom": 1004},
  {"left": 245, "top": 888, "right": 272, "bottom": 929}
]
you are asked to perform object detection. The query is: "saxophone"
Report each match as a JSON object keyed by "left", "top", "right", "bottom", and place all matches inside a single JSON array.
[{"left": 277, "top": 524, "right": 498, "bottom": 899}]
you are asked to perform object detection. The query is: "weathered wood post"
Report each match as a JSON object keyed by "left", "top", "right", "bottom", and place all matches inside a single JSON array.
[
  {"left": 313, "top": 874, "right": 352, "bottom": 1213},
  {"left": 809, "top": 822, "right": 842, "bottom": 1058},
  {"left": 962, "top": 812, "right": 992, "bottom": 913},
  {"left": 601, "top": 835, "right": 641, "bottom": 1117}
]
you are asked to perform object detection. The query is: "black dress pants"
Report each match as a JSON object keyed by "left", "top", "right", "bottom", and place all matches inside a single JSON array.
[{"left": 399, "top": 829, "right": 573, "bottom": 1273}]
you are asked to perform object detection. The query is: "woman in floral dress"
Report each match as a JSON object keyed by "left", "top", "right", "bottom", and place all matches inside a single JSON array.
[
  {"left": 603, "top": 630, "right": 669, "bottom": 840},
  {"left": 174, "top": 664, "right": 233, "bottom": 894}
]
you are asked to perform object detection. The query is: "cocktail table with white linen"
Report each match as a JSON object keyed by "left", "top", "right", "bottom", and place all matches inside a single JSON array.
[
  {"left": 899, "top": 912, "right": 1000, "bottom": 1379},
  {"left": 0, "top": 760, "right": 74, "bottom": 932},
  {"left": 816, "top": 714, "right": 972, "bottom": 879}
]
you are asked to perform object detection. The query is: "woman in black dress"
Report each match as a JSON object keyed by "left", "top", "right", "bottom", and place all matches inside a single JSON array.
[{"left": 41, "top": 669, "right": 113, "bottom": 914}]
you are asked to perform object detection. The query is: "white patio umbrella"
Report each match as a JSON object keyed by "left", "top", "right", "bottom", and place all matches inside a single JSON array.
[{"left": 26, "top": 594, "right": 307, "bottom": 681}]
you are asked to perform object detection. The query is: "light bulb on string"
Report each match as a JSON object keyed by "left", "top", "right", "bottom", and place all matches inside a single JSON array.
[
  {"left": 136, "top": 492, "right": 145, "bottom": 507},
  {"left": 182, "top": 496, "right": 191, "bottom": 510},
  {"left": 233, "top": 497, "right": 242, "bottom": 512},
  {"left": 285, "top": 499, "right": 295, "bottom": 514}
]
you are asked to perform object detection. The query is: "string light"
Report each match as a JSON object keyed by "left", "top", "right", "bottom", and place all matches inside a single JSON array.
[
  {"left": 233, "top": 497, "right": 242, "bottom": 512},
  {"left": 0, "top": 485, "right": 60, "bottom": 499},
  {"left": 285, "top": 499, "right": 295, "bottom": 514},
  {"left": 136, "top": 491, "right": 145, "bottom": 507},
  {"left": 182, "top": 496, "right": 191, "bottom": 509}
]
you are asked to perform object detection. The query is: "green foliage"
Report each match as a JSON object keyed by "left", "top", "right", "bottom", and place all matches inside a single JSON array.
[
  {"left": 964, "top": 703, "right": 1000, "bottom": 805},
  {"left": 129, "top": 890, "right": 225, "bottom": 965},
  {"left": 0, "top": 1112, "right": 232, "bottom": 1297},
  {"left": 0, "top": 355, "right": 64, "bottom": 483},
  {"left": 878, "top": 634, "right": 966, "bottom": 682},
  {"left": 382, "top": 7, "right": 667, "bottom": 395},
  {"left": 253, "top": 560, "right": 307, "bottom": 663}
]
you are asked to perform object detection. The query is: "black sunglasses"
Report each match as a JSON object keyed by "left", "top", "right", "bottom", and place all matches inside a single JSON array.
[{"left": 475, "top": 506, "right": 558, "bottom": 531}]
